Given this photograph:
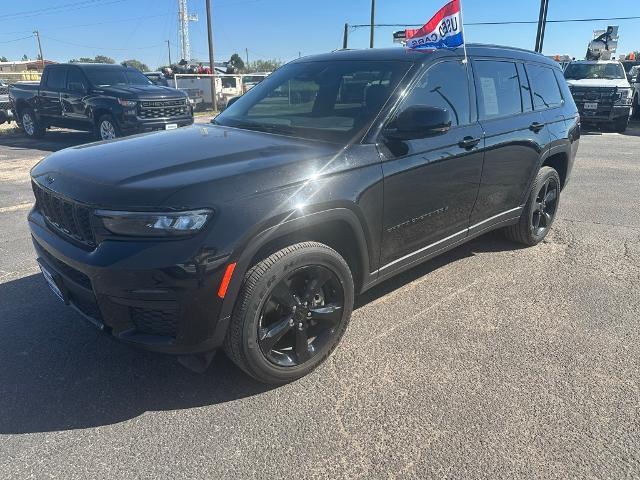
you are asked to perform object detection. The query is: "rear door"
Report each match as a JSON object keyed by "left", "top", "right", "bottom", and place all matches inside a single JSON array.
[
  {"left": 61, "top": 66, "right": 91, "bottom": 127},
  {"left": 469, "top": 58, "right": 549, "bottom": 226},
  {"left": 379, "top": 59, "right": 484, "bottom": 268},
  {"left": 39, "top": 65, "right": 67, "bottom": 123}
]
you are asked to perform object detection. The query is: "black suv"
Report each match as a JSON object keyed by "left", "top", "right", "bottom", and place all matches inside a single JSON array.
[
  {"left": 28, "top": 45, "right": 579, "bottom": 383},
  {"left": 10, "top": 63, "right": 193, "bottom": 140}
]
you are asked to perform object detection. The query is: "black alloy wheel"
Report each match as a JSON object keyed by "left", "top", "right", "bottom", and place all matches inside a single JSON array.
[
  {"left": 531, "top": 176, "right": 559, "bottom": 237},
  {"left": 258, "top": 265, "right": 344, "bottom": 367},
  {"left": 224, "top": 242, "right": 354, "bottom": 384}
]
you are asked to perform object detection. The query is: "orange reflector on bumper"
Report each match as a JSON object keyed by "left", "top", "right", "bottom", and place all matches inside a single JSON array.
[{"left": 217, "top": 262, "right": 237, "bottom": 299}]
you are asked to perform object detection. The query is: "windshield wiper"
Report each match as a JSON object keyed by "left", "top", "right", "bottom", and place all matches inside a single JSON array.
[{"left": 228, "top": 120, "right": 293, "bottom": 135}]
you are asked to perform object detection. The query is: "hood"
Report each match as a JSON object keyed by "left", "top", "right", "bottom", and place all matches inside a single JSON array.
[
  {"left": 31, "top": 125, "right": 344, "bottom": 209},
  {"left": 95, "top": 84, "right": 187, "bottom": 100},
  {"left": 566, "top": 78, "right": 630, "bottom": 89}
]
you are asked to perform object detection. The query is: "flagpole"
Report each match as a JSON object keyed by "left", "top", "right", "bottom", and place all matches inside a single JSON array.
[{"left": 458, "top": 0, "right": 469, "bottom": 64}]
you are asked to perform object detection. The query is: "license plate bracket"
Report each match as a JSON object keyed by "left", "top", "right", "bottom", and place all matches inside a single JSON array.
[{"left": 38, "top": 260, "right": 67, "bottom": 304}]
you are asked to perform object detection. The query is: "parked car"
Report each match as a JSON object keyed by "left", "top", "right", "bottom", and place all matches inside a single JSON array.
[
  {"left": 564, "top": 60, "right": 633, "bottom": 132},
  {"left": 28, "top": 45, "right": 579, "bottom": 383},
  {"left": 10, "top": 63, "right": 193, "bottom": 140},
  {"left": 144, "top": 71, "right": 204, "bottom": 110},
  {"left": 0, "top": 80, "right": 13, "bottom": 124},
  {"left": 628, "top": 65, "right": 640, "bottom": 119}
]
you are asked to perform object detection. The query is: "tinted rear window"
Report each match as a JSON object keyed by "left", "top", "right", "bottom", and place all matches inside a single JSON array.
[
  {"left": 474, "top": 60, "right": 522, "bottom": 119},
  {"left": 527, "top": 64, "right": 563, "bottom": 110}
]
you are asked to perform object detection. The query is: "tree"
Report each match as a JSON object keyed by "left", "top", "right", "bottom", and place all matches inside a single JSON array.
[
  {"left": 94, "top": 55, "right": 115, "bottom": 64},
  {"left": 122, "top": 59, "right": 149, "bottom": 72},
  {"left": 21, "top": 54, "right": 28, "bottom": 61},
  {"left": 69, "top": 55, "right": 115, "bottom": 64},
  {"left": 245, "top": 59, "right": 283, "bottom": 73},
  {"left": 0, "top": 56, "right": 7, "bottom": 62},
  {"left": 227, "top": 53, "right": 245, "bottom": 73}
]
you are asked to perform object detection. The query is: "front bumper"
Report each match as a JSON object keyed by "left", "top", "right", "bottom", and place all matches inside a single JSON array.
[
  {"left": 577, "top": 104, "right": 630, "bottom": 123},
  {"left": 118, "top": 113, "right": 194, "bottom": 135},
  {"left": 29, "top": 208, "right": 231, "bottom": 355}
]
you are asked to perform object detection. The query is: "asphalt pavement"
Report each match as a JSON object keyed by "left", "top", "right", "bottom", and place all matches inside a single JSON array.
[{"left": 0, "top": 121, "right": 639, "bottom": 479}]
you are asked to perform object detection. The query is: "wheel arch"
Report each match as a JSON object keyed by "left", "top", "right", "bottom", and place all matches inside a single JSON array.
[
  {"left": 542, "top": 151, "right": 569, "bottom": 189},
  {"left": 216, "top": 208, "right": 373, "bottom": 328}
]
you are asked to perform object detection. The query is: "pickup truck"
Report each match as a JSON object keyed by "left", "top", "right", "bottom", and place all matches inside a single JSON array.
[
  {"left": 9, "top": 63, "right": 193, "bottom": 140},
  {"left": 564, "top": 60, "right": 633, "bottom": 132},
  {"left": 0, "top": 80, "right": 12, "bottom": 125},
  {"left": 628, "top": 65, "right": 640, "bottom": 119}
]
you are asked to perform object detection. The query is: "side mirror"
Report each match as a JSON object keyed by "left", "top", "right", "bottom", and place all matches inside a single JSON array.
[
  {"left": 225, "top": 96, "right": 241, "bottom": 109},
  {"left": 384, "top": 105, "right": 452, "bottom": 141}
]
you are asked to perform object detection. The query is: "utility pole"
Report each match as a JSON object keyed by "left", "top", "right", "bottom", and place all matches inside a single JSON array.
[
  {"left": 535, "top": 0, "right": 550, "bottom": 53},
  {"left": 342, "top": 23, "right": 349, "bottom": 49},
  {"left": 245, "top": 47, "right": 249, "bottom": 66},
  {"left": 205, "top": 0, "right": 218, "bottom": 112},
  {"left": 33, "top": 30, "right": 44, "bottom": 70},
  {"left": 167, "top": 40, "right": 172, "bottom": 66},
  {"left": 369, "top": 0, "right": 375, "bottom": 48}
]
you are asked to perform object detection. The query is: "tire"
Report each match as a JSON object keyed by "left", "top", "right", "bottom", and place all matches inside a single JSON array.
[
  {"left": 224, "top": 242, "right": 354, "bottom": 384},
  {"left": 96, "top": 114, "right": 121, "bottom": 141},
  {"left": 504, "top": 166, "right": 561, "bottom": 246},
  {"left": 20, "top": 108, "right": 45, "bottom": 138},
  {"left": 613, "top": 116, "right": 629, "bottom": 133},
  {"left": 631, "top": 95, "right": 639, "bottom": 120}
]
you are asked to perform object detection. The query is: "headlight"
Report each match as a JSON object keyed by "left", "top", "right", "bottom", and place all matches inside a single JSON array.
[
  {"left": 95, "top": 209, "right": 213, "bottom": 237},
  {"left": 117, "top": 98, "right": 137, "bottom": 107},
  {"left": 615, "top": 88, "right": 632, "bottom": 104}
]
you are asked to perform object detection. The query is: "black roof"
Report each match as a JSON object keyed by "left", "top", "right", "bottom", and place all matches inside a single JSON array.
[{"left": 294, "top": 44, "right": 557, "bottom": 68}]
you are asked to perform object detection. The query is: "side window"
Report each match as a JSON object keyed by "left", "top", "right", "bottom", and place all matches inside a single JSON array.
[
  {"left": 527, "top": 64, "right": 563, "bottom": 110},
  {"left": 400, "top": 60, "right": 470, "bottom": 127},
  {"left": 66, "top": 68, "right": 86, "bottom": 91},
  {"left": 474, "top": 60, "right": 522, "bottom": 119},
  {"left": 516, "top": 63, "right": 533, "bottom": 112},
  {"left": 45, "top": 67, "right": 67, "bottom": 90}
]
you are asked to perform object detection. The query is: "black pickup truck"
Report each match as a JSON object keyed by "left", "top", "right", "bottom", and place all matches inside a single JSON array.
[{"left": 9, "top": 63, "right": 193, "bottom": 140}]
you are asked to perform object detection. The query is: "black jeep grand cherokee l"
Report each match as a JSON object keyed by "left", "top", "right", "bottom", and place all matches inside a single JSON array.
[{"left": 28, "top": 45, "right": 579, "bottom": 383}]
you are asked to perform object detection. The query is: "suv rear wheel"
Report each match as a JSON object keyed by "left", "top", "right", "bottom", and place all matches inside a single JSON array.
[
  {"left": 20, "top": 108, "right": 45, "bottom": 138},
  {"left": 504, "top": 166, "right": 561, "bottom": 246},
  {"left": 224, "top": 242, "right": 354, "bottom": 384}
]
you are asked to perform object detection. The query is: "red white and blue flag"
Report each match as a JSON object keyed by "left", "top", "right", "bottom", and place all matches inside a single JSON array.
[{"left": 406, "top": 0, "right": 464, "bottom": 50}]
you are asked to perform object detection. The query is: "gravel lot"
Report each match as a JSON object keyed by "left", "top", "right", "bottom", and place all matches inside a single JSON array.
[{"left": 1, "top": 121, "right": 639, "bottom": 479}]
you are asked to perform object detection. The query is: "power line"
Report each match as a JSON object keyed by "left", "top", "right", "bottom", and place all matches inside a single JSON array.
[
  {"left": 0, "top": 35, "right": 34, "bottom": 44},
  {"left": 349, "top": 15, "right": 640, "bottom": 28},
  {"left": 41, "top": 35, "right": 164, "bottom": 51},
  {"left": 0, "top": 0, "right": 126, "bottom": 21}
]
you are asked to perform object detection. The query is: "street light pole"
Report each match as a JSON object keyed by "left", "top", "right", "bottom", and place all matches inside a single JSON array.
[
  {"left": 167, "top": 40, "right": 172, "bottom": 66},
  {"left": 343, "top": 23, "right": 349, "bottom": 49},
  {"left": 33, "top": 30, "right": 44, "bottom": 70},
  {"left": 205, "top": 0, "right": 218, "bottom": 112},
  {"left": 369, "top": 0, "right": 375, "bottom": 48},
  {"left": 535, "top": 0, "right": 550, "bottom": 52}
]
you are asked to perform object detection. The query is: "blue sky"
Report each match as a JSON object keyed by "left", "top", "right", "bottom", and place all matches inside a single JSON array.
[{"left": 1, "top": 0, "right": 639, "bottom": 69}]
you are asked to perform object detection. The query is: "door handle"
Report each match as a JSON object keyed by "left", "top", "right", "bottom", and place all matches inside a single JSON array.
[
  {"left": 529, "top": 122, "right": 545, "bottom": 132},
  {"left": 62, "top": 94, "right": 69, "bottom": 98},
  {"left": 41, "top": 92, "right": 47, "bottom": 97},
  {"left": 458, "top": 136, "right": 480, "bottom": 149}
]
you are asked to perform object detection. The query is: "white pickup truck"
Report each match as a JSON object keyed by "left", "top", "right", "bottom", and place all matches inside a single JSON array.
[{"left": 564, "top": 60, "right": 633, "bottom": 132}]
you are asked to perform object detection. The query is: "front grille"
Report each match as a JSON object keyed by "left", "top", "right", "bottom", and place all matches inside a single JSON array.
[
  {"left": 131, "top": 305, "right": 180, "bottom": 337},
  {"left": 1, "top": 101, "right": 10, "bottom": 111},
  {"left": 70, "top": 292, "right": 102, "bottom": 321},
  {"left": 138, "top": 99, "right": 189, "bottom": 119},
  {"left": 32, "top": 182, "right": 96, "bottom": 248},
  {"left": 571, "top": 87, "right": 617, "bottom": 104},
  {"left": 0, "top": 85, "right": 8, "bottom": 95}
]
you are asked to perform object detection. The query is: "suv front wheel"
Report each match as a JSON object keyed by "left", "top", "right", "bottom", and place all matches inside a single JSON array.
[
  {"left": 224, "top": 242, "right": 354, "bottom": 384},
  {"left": 504, "top": 166, "right": 561, "bottom": 246}
]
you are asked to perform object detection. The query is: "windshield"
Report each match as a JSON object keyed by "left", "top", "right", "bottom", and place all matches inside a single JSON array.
[
  {"left": 83, "top": 66, "right": 153, "bottom": 87},
  {"left": 214, "top": 60, "right": 411, "bottom": 143},
  {"left": 564, "top": 63, "right": 626, "bottom": 80}
]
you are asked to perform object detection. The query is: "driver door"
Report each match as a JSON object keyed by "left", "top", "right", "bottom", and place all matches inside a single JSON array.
[{"left": 379, "top": 59, "right": 484, "bottom": 269}]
